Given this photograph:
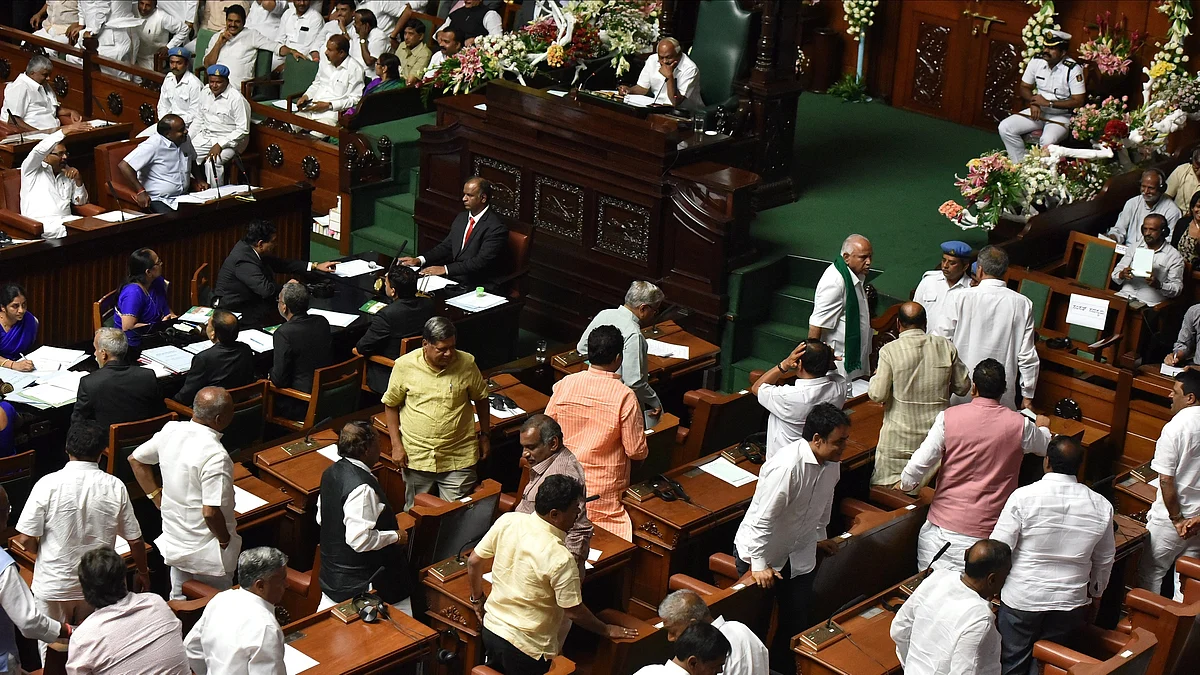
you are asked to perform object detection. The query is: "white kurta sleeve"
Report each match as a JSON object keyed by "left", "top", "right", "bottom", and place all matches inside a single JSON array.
[
  {"left": 0, "top": 564, "right": 61, "bottom": 643},
  {"left": 342, "top": 484, "right": 400, "bottom": 553},
  {"left": 900, "top": 412, "right": 946, "bottom": 491}
]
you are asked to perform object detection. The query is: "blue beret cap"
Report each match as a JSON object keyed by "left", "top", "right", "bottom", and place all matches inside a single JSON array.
[
  {"left": 166, "top": 46, "right": 191, "bottom": 60},
  {"left": 940, "top": 240, "right": 973, "bottom": 258},
  {"left": 206, "top": 64, "right": 230, "bottom": 78}
]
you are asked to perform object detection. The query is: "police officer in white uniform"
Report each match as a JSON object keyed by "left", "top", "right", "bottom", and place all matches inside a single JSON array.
[
  {"left": 998, "top": 30, "right": 1086, "bottom": 163},
  {"left": 914, "top": 241, "right": 973, "bottom": 334}
]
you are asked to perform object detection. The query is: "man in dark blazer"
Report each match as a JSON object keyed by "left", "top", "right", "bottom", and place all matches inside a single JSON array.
[
  {"left": 270, "top": 281, "right": 332, "bottom": 420},
  {"left": 355, "top": 264, "right": 434, "bottom": 394},
  {"left": 72, "top": 328, "right": 166, "bottom": 428},
  {"left": 173, "top": 309, "right": 255, "bottom": 406},
  {"left": 214, "top": 219, "right": 337, "bottom": 327},
  {"left": 398, "top": 177, "right": 508, "bottom": 291}
]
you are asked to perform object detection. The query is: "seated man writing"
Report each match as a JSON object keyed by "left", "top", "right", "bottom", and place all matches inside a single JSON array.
[
  {"left": 118, "top": 113, "right": 203, "bottom": 213},
  {"left": 617, "top": 38, "right": 702, "bottom": 110},
  {"left": 397, "top": 177, "right": 509, "bottom": 290},
  {"left": 1, "top": 55, "right": 83, "bottom": 132},
  {"left": 20, "top": 127, "right": 92, "bottom": 239},
  {"left": 293, "top": 35, "right": 365, "bottom": 130}
]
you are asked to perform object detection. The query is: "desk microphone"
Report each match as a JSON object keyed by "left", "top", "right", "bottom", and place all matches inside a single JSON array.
[
  {"left": 210, "top": 156, "right": 222, "bottom": 200},
  {"left": 283, "top": 416, "right": 333, "bottom": 455},
  {"left": 306, "top": 416, "right": 333, "bottom": 444},
  {"left": 7, "top": 113, "right": 24, "bottom": 144},
  {"left": 825, "top": 595, "right": 868, "bottom": 630},
  {"left": 924, "top": 541, "right": 953, "bottom": 575},
  {"left": 578, "top": 68, "right": 600, "bottom": 94},
  {"left": 646, "top": 304, "right": 688, "bottom": 337},
  {"left": 231, "top": 153, "right": 255, "bottom": 201},
  {"left": 454, "top": 533, "right": 487, "bottom": 564},
  {"left": 106, "top": 181, "right": 127, "bottom": 221}
]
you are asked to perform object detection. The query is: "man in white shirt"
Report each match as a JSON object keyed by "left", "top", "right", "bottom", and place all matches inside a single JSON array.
[
  {"left": 733, "top": 402, "right": 848, "bottom": 671},
  {"left": 1, "top": 56, "right": 82, "bottom": 131},
  {"left": 154, "top": 46, "right": 204, "bottom": 128},
  {"left": 31, "top": 0, "right": 81, "bottom": 48},
  {"left": 13, "top": 421, "right": 149, "bottom": 658},
  {"left": 323, "top": 0, "right": 355, "bottom": 41},
  {"left": 618, "top": 38, "right": 703, "bottom": 110},
  {"left": 991, "top": 436, "right": 1115, "bottom": 675},
  {"left": 129, "top": 387, "right": 241, "bottom": 600},
  {"left": 294, "top": 35, "right": 365, "bottom": 128},
  {"left": 316, "top": 421, "right": 413, "bottom": 615},
  {"left": 158, "top": 0, "right": 199, "bottom": 30},
  {"left": 1138, "top": 369, "right": 1200, "bottom": 599},
  {"left": 997, "top": 30, "right": 1085, "bottom": 162},
  {"left": 633, "top": 623, "right": 730, "bottom": 675},
  {"left": 79, "top": 0, "right": 144, "bottom": 76},
  {"left": 657, "top": 590, "right": 767, "bottom": 675},
  {"left": 184, "top": 547, "right": 288, "bottom": 675},
  {"left": 247, "top": 0, "right": 288, "bottom": 67},
  {"left": 119, "top": 113, "right": 200, "bottom": 212},
  {"left": 808, "top": 234, "right": 873, "bottom": 381},
  {"left": 751, "top": 339, "right": 847, "bottom": 459},
  {"left": 1112, "top": 214, "right": 1185, "bottom": 308},
  {"left": 424, "top": 26, "right": 464, "bottom": 78},
  {"left": 363, "top": 0, "right": 425, "bottom": 40},
  {"left": 135, "top": 0, "right": 190, "bottom": 70},
  {"left": 933, "top": 245, "right": 1038, "bottom": 410},
  {"left": 278, "top": 0, "right": 326, "bottom": 61},
  {"left": 351, "top": 8, "right": 391, "bottom": 73},
  {"left": 1105, "top": 169, "right": 1183, "bottom": 248},
  {"left": 913, "top": 240, "right": 974, "bottom": 332},
  {"left": 20, "top": 127, "right": 89, "bottom": 239},
  {"left": 204, "top": 3, "right": 302, "bottom": 92},
  {"left": 190, "top": 64, "right": 251, "bottom": 186},
  {"left": 891, "top": 539, "right": 1011, "bottom": 675}
]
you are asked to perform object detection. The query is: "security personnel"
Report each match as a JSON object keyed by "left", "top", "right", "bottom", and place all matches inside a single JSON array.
[
  {"left": 914, "top": 241, "right": 974, "bottom": 334},
  {"left": 998, "top": 30, "right": 1086, "bottom": 162}
]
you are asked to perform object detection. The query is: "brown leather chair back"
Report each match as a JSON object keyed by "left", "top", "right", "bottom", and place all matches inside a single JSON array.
[
  {"left": 191, "top": 262, "right": 212, "bottom": 307},
  {"left": 498, "top": 225, "right": 533, "bottom": 299},
  {"left": 94, "top": 137, "right": 148, "bottom": 210},
  {"left": 93, "top": 289, "right": 118, "bottom": 333},
  {"left": 105, "top": 412, "right": 177, "bottom": 495},
  {"left": 0, "top": 169, "right": 21, "bottom": 211}
]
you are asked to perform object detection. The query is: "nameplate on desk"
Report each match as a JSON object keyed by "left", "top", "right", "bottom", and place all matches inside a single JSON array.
[
  {"left": 624, "top": 482, "right": 657, "bottom": 502},
  {"left": 428, "top": 557, "right": 468, "bottom": 582},
  {"left": 799, "top": 623, "right": 844, "bottom": 650},
  {"left": 283, "top": 438, "right": 322, "bottom": 456},
  {"left": 331, "top": 600, "right": 361, "bottom": 624},
  {"left": 552, "top": 351, "right": 585, "bottom": 367}
]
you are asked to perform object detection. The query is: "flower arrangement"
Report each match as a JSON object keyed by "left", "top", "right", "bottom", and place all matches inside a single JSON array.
[
  {"left": 1020, "top": 0, "right": 1057, "bottom": 69},
  {"left": 1144, "top": 0, "right": 1193, "bottom": 100},
  {"left": 1070, "top": 95, "right": 1132, "bottom": 144},
  {"left": 571, "top": 0, "right": 660, "bottom": 75},
  {"left": 1154, "top": 72, "right": 1200, "bottom": 115},
  {"left": 426, "top": 45, "right": 502, "bottom": 95},
  {"left": 1130, "top": 99, "right": 1189, "bottom": 147},
  {"left": 941, "top": 152, "right": 1027, "bottom": 229},
  {"left": 843, "top": 0, "right": 878, "bottom": 41},
  {"left": 474, "top": 33, "right": 537, "bottom": 77},
  {"left": 1076, "top": 12, "right": 1144, "bottom": 76},
  {"left": 1056, "top": 156, "right": 1116, "bottom": 201}
]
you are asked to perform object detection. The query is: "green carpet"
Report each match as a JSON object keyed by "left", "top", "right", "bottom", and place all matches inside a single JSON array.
[{"left": 752, "top": 93, "right": 1001, "bottom": 300}]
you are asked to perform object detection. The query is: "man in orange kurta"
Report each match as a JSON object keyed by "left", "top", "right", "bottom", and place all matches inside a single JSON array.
[{"left": 545, "top": 325, "right": 649, "bottom": 540}]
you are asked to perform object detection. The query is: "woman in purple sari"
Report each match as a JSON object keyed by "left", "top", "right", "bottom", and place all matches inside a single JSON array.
[
  {"left": 116, "top": 248, "right": 175, "bottom": 348},
  {"left": 0, "top": 283, "right": 37, "bottom": 371},
  {"left": 0, "top": 386, "right": 16, "bottom": 458}
]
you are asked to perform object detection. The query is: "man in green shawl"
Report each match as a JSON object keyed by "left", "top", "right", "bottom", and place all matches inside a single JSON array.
[{"left": 809, "top": 234, "right": 873, "bottom": 381}]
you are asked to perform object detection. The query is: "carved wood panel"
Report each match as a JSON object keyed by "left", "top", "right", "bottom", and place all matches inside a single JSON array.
[
  {"left": 596, "top": 196, "right": 651, "bottom": 262},
  {"left": 472, "top": 155, "right": 521, "bottom": 219},
  {"left": 980, "top": 39, "right": 1021, "bottom": 125},
  {"left": 911, "top": 22, "right": 951, "bottom": 109},
  {"left": 533, "top": 175, "right": 584, "bottom": 241}
]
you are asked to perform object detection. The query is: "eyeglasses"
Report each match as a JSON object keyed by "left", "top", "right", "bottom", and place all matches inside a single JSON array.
[{"left": 47, "top": 151, "right": 67, "bottom": 158}]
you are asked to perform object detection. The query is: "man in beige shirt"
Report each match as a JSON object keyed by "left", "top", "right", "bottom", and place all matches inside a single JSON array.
[
  {"left": 1167, "top": 147, "right": 1200, "bottom": 213},
  {"left": 869, "top": 302, "right": 971, "bottom": 486},
  {"left": 467, "top": 475, "right": 635, "bottom": 674},
  {"left": 395, "top": 18, "right": 433, "bottom": 85}
]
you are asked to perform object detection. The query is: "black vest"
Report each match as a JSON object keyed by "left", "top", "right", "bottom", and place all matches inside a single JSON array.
[
  {"left": 448, "top": 5, "right": 490, "bottom": 41},
  {"left": 318, "top": 459, "right": 412, "bottom": 603}
]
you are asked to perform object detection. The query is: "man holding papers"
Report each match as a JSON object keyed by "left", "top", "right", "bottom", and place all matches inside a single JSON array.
[
  {"left": 71, "top": 328, "right": 165, "bottom": 428},
  {"left": 174, "top": 309, "right": 254, "bottom": 407},
  {"left": 1113, "top": 214, "right": 1185, "bottom": 308}
]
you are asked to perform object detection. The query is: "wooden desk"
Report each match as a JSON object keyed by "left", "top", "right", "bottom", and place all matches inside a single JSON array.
[
  {"left": 421, "top": 526, "right": 636, "bottom": 673},
  {"left": 792, "top": 574, "right": 914, "bottom": 675},
  {"left": 1114, "top": 462, "right": 1158, "bottom": 517},
  {"left": 231, "top": 463, "right": 292, "bottom": 533},
  {"left": 0, "top": 122, "right": 132, "bottom": 198},
  {"left": 281, "top": 605, "right": 438, "bottom": 675},
  {"left": 550, "top": 321, "right": 719, "bottom": 381}
]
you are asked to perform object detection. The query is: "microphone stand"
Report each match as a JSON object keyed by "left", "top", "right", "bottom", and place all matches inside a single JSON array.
[{"left": 107, "top": 181, "right": 127, "bottom": 222}]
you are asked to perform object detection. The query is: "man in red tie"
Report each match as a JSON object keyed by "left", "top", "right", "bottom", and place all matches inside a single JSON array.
[{"left": 397, "top": 177, "right": 510, "bottom": 290}]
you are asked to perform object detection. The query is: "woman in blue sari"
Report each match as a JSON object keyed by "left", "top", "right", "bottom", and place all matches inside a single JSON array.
[
  {"left": 346, "top": 53, "right": 405, "bottom": 117},
  {"left": 116, "top": 248, "right": 174, "bottom": 348},
  {"left": 0, "top": 283, "right": 37, "bottom": 371}
]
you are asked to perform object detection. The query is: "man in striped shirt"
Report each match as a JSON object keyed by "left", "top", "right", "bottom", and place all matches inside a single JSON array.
[{"left": 545, "top": 325, "right": 649, "bottom": 540}]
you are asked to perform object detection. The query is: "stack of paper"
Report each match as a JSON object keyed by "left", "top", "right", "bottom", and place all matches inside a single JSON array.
[
  {"left": 1162, "top": 363, "right": 1185, "bottom": 377},
  {"left": 0, "top": 367, "right": 37, "bottom": 393},
  {"left": 445, "top": 291, "right": 508, "bottom": 313},
  {"left": 176, "top": 185, "right": 252, "bottom": 205},
  {"left": 140, "top": 360, "right": 173, "bottom": 379},
  {"left": 489, "top": 404, "right": 526, "bottom": 420},
  {"left": 309, "top": 308, "right": 359, "bottom": 327},
  {"left": 647, "top": 339, "right": 690, "bottom": 360},
  {"left": 237, "top": 329, "right": 274, "bottom": 353},
  {"left": 19, "top": 379, "right": 81, "bottom": 407},
  {"left": 316, "top": 445, "right": 341, "bottom": 463},
  {"left": 178, "top": 306, "right": 214, "bottom": 325},
  {"left": 185, "top": 341, "right": 215, "bottom": 355},
  {"left": 417, "top": 275, "right": 455, "bottom": 293},
  {"left": 697, "top": 457, "right": 758, "bottom": 487},
  {"left": 850, "top": 379, "right": 870, "bottom": 398},
  {"left": 233, "top": 485, "right": 269, "bottom": 515},
  {"left": 26, "top": 346, "right": 88, "bottom": 372},
  {"left": 141, "top": 345, "right": 194, "bottom": 374},
  {"left": 90, "top": 210, "right": 147, "bottom": 223},
  {"left": 333, "top": 259, "right": 382, "bottom": 278}
]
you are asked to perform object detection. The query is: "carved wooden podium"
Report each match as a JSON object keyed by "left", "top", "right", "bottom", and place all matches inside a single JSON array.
[{"left": 415, "top": 81, "right": 759, "bottom": 342}]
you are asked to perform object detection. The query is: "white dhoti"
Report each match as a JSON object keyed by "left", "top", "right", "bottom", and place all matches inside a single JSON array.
[
  {"left": 190, "top": 134, "right": 246, "bottom": 185},
  {"left": 998, "top": 108, "right": 1071, "bottom": 162},
  {"left": 291, "top": 108, "right": 340, "bottom": 136},
  {"left": 1138, "top": 515, "right": 1200, "bottom": 600},
  {"left": 916, "top": 520, "right": 981, "bottom": 573}
]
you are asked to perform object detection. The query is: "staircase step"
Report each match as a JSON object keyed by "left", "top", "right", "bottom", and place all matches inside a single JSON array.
[
  {"left": 729, "top": 356, "right": 775, "bottom": 391},
  {"left": 353, "top": 225, "right": 411, "bottom": 256},
  {"left": 378, "top": 191, "right": 416, "bottom": 216},
  {"left": 770, "top": 284, "right": 816, "bottom": 323},
  {"left": 786, "top": 256, "right": 832, "bottom": 288},
  {"left": 749, "top": 321, "right": 808, "bottom": 362}
]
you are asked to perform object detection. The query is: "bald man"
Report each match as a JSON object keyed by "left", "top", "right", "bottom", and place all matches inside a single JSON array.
[
  {"left": 657, "top": 590, "right": 767, "bottom": 675},
  {"left": 618, "top": 38, "right": 703, "bottom": 110},
  {"left": 869, "top": 302, "right": 970, "bottom": 486},
  {"left": 810, "top": 234, "right": 873, "bottom": 380},
  {"left": 173, "top": 308, "right": 255, "bottom": 407}
]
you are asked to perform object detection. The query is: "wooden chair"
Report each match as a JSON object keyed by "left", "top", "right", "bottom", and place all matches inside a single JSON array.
[
  {"left": 92, "top": 289, "right": 118, "bottom": 334},
  {"left": 1115, "top": 588, "right": 1200, "bottom": 675},
  {"left": 93, "top": 137, "right": 148, "bottom": 211},
  {"left": 1045, "top": 231, "right": 1122, "bottom": 290},
  {"left": 168, "top": 552, "right": 324, "bottom": 636},
  {"left": 166, "top": 380, "right": 268, "bottom": 463},
  {"left": 494, "top": 224, "right": 534, "bottom": 300},
  {"left": 266, "top": 356, "right": 365, "bottom": 431},
  {"left": 1176, "top": 555, "right": 1200, "bottom": 605},
  {"left": 472, "top": 657, "right": 575, "bottom": 675},
  {"left": 0, "top": 450, "right": 36, "bottom": 524},
  {"left": 409, "top": 479, "right": 502, "bottom": 573},
  {"left": 105, "top": 413, "right": 177, "bottom": 496},
  {"left": 1006, "top": 266, "right": 1130, "bottom": 364},
  {"left": 0, "top": 168, "right": 104, "bottom": 238},
  {"left": 1034, "top": 626, "right": 1157, "bottom": 675},
  {"left": 190, "top": 263, "right": 212, "bottom": 308},
  {"left": 354, "top": 335, "right": 421, "bottom": 394},
  {"left": 674, "top": 388, "right": 768, "bottom": 468},
  {"left": 629, "top": 412, "right": 682, "bottom": 485}
]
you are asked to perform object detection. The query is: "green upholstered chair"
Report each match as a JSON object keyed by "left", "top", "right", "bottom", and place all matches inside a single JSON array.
[
  {"left": 194, "top": 28, "right": 216, "bottom": 74},
  {"left": 689, "top": 0, "right": 755, "bottom": 118},
  {"left": 1018, "top": 278, "right": 1052, "bottom": 332},
  {"left": 249, "top": 54, "right": 321, "bottom": 110},
  {"left": 1077, "top": 241, "right": 1118, "bottom": 290},
  {"left": 267, "top": 356, "right": 364, "bottom": 431}
]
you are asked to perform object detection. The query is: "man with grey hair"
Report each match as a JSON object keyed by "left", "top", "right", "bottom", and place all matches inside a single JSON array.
[
  {"left": 270, "top": 281, "right": 332, "bottom": 420},
  {"left": 657, "top": 589, "right": 768, "bottom": 675},
  {"left": 1106, "top": 168, "right": 1182, "bottom": 248},
  {"left": 72, "top": 327, "right": 164, "bottom": 428},
  {"left": 184, "top": 546, "right": 288, "bottom": 675},
  {"left": 1, "top": 55, "right": 83, "bottom": 132},
  {"left": 577, "top": 281, "right": 665, "bottom": 428},
  {"left": 129, "top": 387, "right": 240, "bottom": 600},
  {"left": 933, "top": 246, "right": 1038, "bottom": 410},
  {"left": 515, "top": 414, "right": 593, "bottom": 564},
  {"left": 809, "top": 234, "right": 873, "bottom": 381},
  {"left": 384, "top": 316, "right": 490, "bottom": 509},
  {"left": 618, "top": 37, "right": 703, "bottom": 110}
]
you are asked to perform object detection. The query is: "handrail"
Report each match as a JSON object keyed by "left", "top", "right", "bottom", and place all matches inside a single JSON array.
[{"left": 0, "top": 25, "right": 86, "bottom": 59}]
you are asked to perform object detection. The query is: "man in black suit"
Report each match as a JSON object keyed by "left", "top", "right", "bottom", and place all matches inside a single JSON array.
[
  {"left": 72, "top": 328, "right": 166, "bottom": 428},
  {"left": 355, "top": 264, "right": 434, "bottom": 394},
  {"left": 397, "top": 177, "right": 508, "bottom": 290},
  {"left": 174, "top": 309, "right": 255, "bottom": 406},
  {"left": 214, "top": 219, "right": 337, "bottom": 326},
  {"left": 270, "top": 281, "right": 333, "bottom": 420}
]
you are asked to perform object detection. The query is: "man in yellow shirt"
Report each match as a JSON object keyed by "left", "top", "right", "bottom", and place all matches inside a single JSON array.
[
  {"left": 394, "top": 18, "right": 432, "bottom": 86},
  {"left": 382, "top": 316, "right": 490, "bottom": 510},
  {"left": 468, "top": 475, "right": 636, "bottom": 675}
]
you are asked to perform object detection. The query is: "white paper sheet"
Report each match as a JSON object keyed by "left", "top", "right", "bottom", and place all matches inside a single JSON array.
[
  {"left": 850, "top": 379, "right": 870, "bottom": 398},
  {"left": 489, "top": 404, "right": 526, "bottom": 420},
  {"left": 178, "top": 306, "right": 214, "bottom": 325},
  {"left": 309, "top": 308, "right": 359, "bottom": 327},
  {"left": 623, "top": 94, "right": 656, "bottom": 107},
  {"left": 1149, "top": 477, "right": 1161, "bottom": 489},
  {"left": 114, "top": 536, "right": 131, "bottom": 555},
  {"left": 697, "top": 457, "right": 757, "bottom": 487},
  {"left": 1132, "top": 247, "right": 1154, "bottom": 278},
  {"left": 139, "top": 360, "right": 173, "bottom": 379},
  {"left": 0, "top": 367, "right": 37, "bottom": 392},
  {"left": 90, "top": 210, "right": 148, "bottom": 222},
  {"left": 233, "top": 485, "right": 269, "bottom": 515},
  {"left": 588, "top": 548, "right": 602, "bottom": 562},
  {"left": 483, "top": 572, "right": 493, "bottom": 583},
  {"left": 19, "top": 380, "right": 79, "bottom": 407},
  {"left": 416, "top": 275, "right": 455, "bottom": 293},
  {"left": 445, "top": 292, "right": 508, "bottom": 313},
  {"left": 646, "top": 339, "right": 689, "bottom": 360},
  {"left": 332, "top": 259, "right": 382, "bottom": 278},
  {"left": 1065, "top": 293, "right": 1109, "bottom": 330},
  {"left": 237, "top": 329, "right": 274, "bottom": 354},
  {"left": 317, "top": 445, "right": 341, "bottom": 463},
  {"left": 185, "top": 341, "right": 215, "bottom": 355},
  {"left": 284, "top": 644, "right": 320, "bottom": 675},
  {"left": 142, "top": 345, "right": 194, "bottom": 374},
  {"left": 1162, "top": 363, "right": 1185, "bottom": 377},
  {"left": 175, "top": 185, "right": 252, "bottom": 204},
  {"left": 26, "top": 346, "right": 88, "bottom": 371}
]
